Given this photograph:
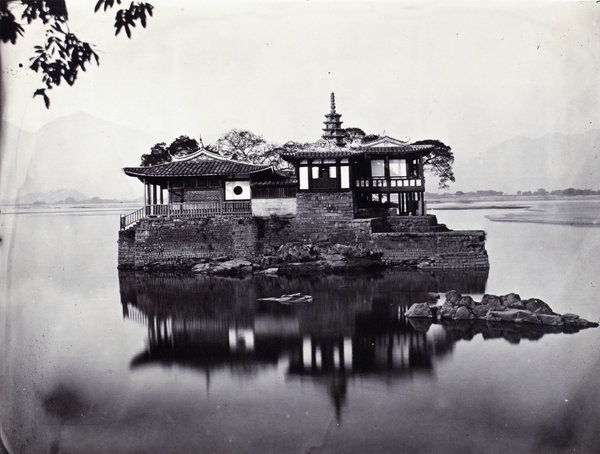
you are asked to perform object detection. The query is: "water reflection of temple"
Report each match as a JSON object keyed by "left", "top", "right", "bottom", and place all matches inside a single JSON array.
[{"left": 119, "top": 269, "right": 488, "bottom": 419}]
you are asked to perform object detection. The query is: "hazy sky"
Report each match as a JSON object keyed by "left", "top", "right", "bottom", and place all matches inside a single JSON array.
[{"left": 2, "top": 0, "right": 599, "bottom": 188}]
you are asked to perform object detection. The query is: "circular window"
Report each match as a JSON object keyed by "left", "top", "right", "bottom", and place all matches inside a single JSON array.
[{"left": 233, "top": 185, "right": 244, "bottom": 195}]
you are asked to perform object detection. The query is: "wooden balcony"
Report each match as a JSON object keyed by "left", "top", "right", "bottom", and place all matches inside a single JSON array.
[
  {"left": 355, "top": 178, "right": 423, "bottom": 189},
  {"left": 120, "top": 201, "right": 252, "bottom": 230}
]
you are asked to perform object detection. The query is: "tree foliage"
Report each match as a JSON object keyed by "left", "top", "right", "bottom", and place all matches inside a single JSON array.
[
  {"left": 140, "top": 142, "right": 168, "bottom": 166},
  {"left": 167, "top": 135, "right": 199, "bottom": 158},
  {"left": 139, "top": 130, "right": 454, "bottom": 186},
  {"left": 216, "top": 129, "right": 266, "bottom": 163},
  {"left": 362, "top": 133, "right": 381, "bottom": 143},
  {"left": 94, "top": 0, "right": 153, "bottom": 38},
  {"left": 1, "top": 0, "right": 153, "bottom": 107},
  {"left": 140, "top": 135, "right": 199, "bottom": 166},
  {"left": 342, "top": 127, "right": 366, "bottom": 145},
  {"left": 216, "top": 129, "right": 292, "bottom": 168},
  {"left": 413, "top": 139, "right": 455, "bottom": 189}
]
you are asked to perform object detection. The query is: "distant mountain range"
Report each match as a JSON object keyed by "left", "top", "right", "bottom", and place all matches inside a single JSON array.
[
  {"left": 14, "top": 188, "right": 89, "bottom": 204},
  {"left": 4, "top": 188, "right": 142, "bottom": 205},
  {"left": 2, "top": 112, "right": 598, "bottom": 199},
  {"left": 1, "top": 112, "right": 162, "bottom": 203},
  {"left": 452, "top": 129, "right": 600, "bottom": 193}
]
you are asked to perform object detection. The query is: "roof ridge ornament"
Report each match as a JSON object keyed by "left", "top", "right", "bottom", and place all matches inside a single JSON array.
[{"left": 170, "top": 147, "right": 261, "bottom": 164}]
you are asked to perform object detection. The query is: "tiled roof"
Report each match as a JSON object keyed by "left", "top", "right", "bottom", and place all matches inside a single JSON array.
[
  {"left": 359, "top": 144, "right": 434, "bottom": 154},
  {"left": 123, "top": 159, "right": 270, "bottom": 178},
  {"left": 280, "top": 149, "right": 361, "bottom": 160},
  {"left": 280, "top": 144, "right": 434, "bottom": 160},
  {"left": 252, "top": 177, "right": 298, "bottom": 187}
]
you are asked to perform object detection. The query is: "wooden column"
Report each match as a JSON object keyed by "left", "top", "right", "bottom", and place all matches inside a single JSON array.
[
  {"left": 144, "top": 181, "right": 150, "bottom": 207},
  {"left": 152, "top": 184, "right": 158, "bottom": 205}
]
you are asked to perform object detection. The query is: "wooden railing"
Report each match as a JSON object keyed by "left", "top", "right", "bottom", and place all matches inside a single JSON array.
[
  {"left": 223, "top": 201, "right": 252, "bottom": 214},
  {"left": 120, "top": 201, "right": 252, "bottom": 230},
  {"left": 355, "top": 178, "right": 423, "bottom": 188},
  {"left": 120, "top": 207, "right": 145, "bottom": 230}
]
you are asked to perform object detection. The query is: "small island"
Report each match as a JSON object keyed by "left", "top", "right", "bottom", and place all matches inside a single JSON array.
[
  {"left": 405, "top": 290, "right": 598, "bottom": 333},
  {"left": 118, "top": 94, "right": 489, "bottom": 271}
]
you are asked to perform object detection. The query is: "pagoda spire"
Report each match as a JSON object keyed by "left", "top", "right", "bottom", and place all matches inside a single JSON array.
[{"left": 322, "top": 92, "right": 345, "bottom": 147}]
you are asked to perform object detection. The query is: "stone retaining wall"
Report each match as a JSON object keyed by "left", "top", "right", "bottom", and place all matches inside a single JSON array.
[
  {"left": 296, "top": 192, "right": 354, "bottom": 220},
  {"left": 118, "top": 214, "right": 489, "bottom": 270},
  {"left": 370, "top": 230, "right": 489, "bottom": 269}
]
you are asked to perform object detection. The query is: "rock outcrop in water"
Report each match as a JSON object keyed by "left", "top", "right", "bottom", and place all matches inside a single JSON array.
[
  {"left": 405, "top": 290, "right": 598, "bottom": 332},
  {"left": 189, "top": 243, "right": 386, "bottom": 276}
]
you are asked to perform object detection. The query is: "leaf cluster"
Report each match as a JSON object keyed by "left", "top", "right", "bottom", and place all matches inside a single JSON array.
[
  {"left": 21, "top": 0, "right": 68, "bottom": 23},
  {"left": 216, "top": 129, "right": 267, "bottom": 163},
  {"left": 28, "top": 21, "right": 99, "bottom": 106},
  {"left": 413, "top": 139, "right": 455, "bottom": 189},
  {"left": 139, "top": 129, "right": 455, "bottom": 185},
  {"left": 0, "top": 4, "right": 24, "bottom": 44},
  {"left": 2, "top": 0, "right": 153, "bottom": 107},
  {"left": 140, "top": 136, "right": 200, "bottom": 166},
  {"left": 339, "top": 127, "right": 380, "bottom": 144},
  {"left": 94, "top": 0, "right": 153, "bottom": 38}
]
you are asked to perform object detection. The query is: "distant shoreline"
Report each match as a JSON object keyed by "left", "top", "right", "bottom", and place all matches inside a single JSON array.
[
  {"left": 430, "top": 196, "right": 600, "bottom": 228},
  {"left": 431, "top": 205, "right": 530, "bottom": 211},
  {"left": 427, "top": 194, "right": 600, "bottom": 204},
  {"left": 484, "top": 216, "right": 600, "bottom": 228}
]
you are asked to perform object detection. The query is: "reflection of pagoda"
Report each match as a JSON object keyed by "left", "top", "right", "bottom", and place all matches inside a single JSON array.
[{"left": 119, "top": 269, "right": 488, "bottom": 420}]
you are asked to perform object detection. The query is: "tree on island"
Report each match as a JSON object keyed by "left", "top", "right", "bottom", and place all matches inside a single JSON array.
[
  {"left": 216, "top": 129, "right": 267, "bottom": 163},
  {"left": 413, "top": 139, "right": 455, "bottom": 189},
  {"left": 1, "top": 0, "right": 154, "bottom": 107},
  {"left": 139, "top": 128, "right": 455, "bottom": 187},
  {"left": 140, "top": 135, "right": 199, "bottom": 166},
  {"left": 341, "top": 127, "right": 366, "bottom": 145},
  {"left": 216, "top": 129, "right": 293, "bottom": 169}
]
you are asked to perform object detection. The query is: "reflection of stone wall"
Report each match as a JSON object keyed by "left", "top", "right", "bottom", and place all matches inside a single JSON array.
[{"left": 118, "top": 213, "right": 489, "bottom": 270}]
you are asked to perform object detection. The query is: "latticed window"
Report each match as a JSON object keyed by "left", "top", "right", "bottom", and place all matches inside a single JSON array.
[{"left": 186, "top": 189, "right": 220, "bottom": 202}]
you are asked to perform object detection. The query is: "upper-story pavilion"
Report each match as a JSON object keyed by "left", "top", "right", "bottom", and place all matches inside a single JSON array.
[{"left": 280, "top": 93, "right": 435, "bottom": 216}]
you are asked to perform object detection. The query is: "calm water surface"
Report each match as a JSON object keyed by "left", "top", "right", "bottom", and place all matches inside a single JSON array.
[{"left": 1, "top": 201, "right": 599, "bottom": 453}]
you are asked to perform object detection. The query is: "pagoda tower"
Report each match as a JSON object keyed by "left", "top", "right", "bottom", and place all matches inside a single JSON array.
[{"left": 322, "top": 92, "right": 346, "bottom": 147}]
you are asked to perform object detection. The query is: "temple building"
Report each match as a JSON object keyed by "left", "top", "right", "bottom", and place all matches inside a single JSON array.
[
  {"left": 121, "top": 149, "right": 297, "bottom": 229},
  {"left": 280, "top": 93, "right": 432, "bottom": 218},
  {"left": 121, "top": 93, "right": 435, "bottom": 229}
]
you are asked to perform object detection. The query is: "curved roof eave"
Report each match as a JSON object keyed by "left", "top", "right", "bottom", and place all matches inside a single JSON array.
[{"left": 122, "top": 162, "right": 272, "bottom": 179}]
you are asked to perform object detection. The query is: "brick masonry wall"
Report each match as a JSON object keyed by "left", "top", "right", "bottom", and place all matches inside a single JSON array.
[
  {"left": 296, "top": 192, "right": 355, "bottom": 220},
  {"left": 118, "top": 213, "right": 489, "bottom": 270},
  {"left": 370, "top": 230, "right": 489, "bottom": 269},
  {"left": 119, "top": 217, "right": 260, "bottom": 269}
]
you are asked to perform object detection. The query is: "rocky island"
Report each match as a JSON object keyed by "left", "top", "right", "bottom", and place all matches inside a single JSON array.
[{"left": 405, "top": 290, "right": 598, "bottom": 332}]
